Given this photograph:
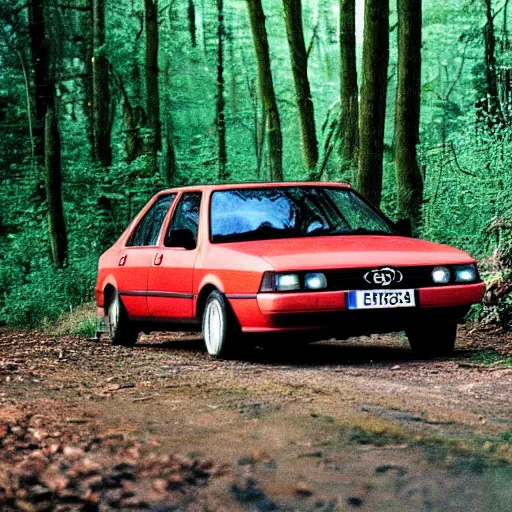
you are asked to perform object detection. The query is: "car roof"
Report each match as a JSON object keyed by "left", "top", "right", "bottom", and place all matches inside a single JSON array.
[{"left": 157, "top": 181, "right": 351, "bottom": 195}]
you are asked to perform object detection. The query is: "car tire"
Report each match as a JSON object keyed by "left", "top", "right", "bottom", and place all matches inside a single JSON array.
[
  {"left": 406, "top": 322, "right": 457, "bottom": 358},
  {"left": 106, "top": 291, "right": 139, "bottom": 347},
  {"left": 202, "top": 290, "right": 240, "bottom": 359}
]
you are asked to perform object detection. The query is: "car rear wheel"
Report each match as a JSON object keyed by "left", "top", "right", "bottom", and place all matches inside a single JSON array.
[
  {"left": 406, "top": 322, "right": 457, "bottom": 358},
  {"left": 202, "top": 290, "right": 240, "bottom": 359},
  {"left": 106, "top": 291, "right": 139, "bottom": 347}
]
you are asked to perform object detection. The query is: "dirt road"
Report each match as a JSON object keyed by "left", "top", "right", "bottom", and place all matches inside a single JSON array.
[{"left": 1, "top": 327, "right": 511, "bottom": 511}]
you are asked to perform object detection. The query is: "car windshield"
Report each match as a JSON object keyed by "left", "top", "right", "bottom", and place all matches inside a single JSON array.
[{"left": 210, "top": 186, "right": 395, "bottom": 243}]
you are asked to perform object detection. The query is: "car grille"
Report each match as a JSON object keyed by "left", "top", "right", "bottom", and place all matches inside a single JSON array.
[{"left": 324, "top": 266, "right": 443, "bottom": 291}]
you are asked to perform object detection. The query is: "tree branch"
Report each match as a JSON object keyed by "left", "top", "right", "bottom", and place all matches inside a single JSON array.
[
  {"left": 445, "top": 43, "right": 467, "bottom": 101},
  {"left": 448, "top": 141, "right": 477, "bottom": 176},
  {"left": 306, "top": 24, "right": 319, "bottom": 60}
]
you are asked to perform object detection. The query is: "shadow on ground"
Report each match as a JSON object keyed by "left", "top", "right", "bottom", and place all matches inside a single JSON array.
[{"left": 133, "top": 334, "right": 464, "bottom": 367}]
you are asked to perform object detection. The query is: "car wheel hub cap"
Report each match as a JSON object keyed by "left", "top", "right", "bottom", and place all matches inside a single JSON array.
[
  {"left": 205, "top": 301, "right": 223, "bottom": 355},
  {"left": 108, "top": 300, "right": 119, "bottom": 336}
]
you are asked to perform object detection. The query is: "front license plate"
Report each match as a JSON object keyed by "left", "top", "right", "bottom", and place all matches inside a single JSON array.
[{"left": 347, "top": 289, "right": 416, "bottom": 310}]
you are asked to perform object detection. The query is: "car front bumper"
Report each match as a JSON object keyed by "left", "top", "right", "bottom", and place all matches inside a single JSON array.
[{"left": 229, "top": 282, "right": 485, "bottom": 334}]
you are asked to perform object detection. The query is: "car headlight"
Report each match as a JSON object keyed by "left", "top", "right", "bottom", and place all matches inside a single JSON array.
[
  {"left": 454, "top": 264, "right": 477, "bottom": 283},
  {"left": 432, "top": 266, "right": 451, "bottom": 284},
  {"left": 275, "top": 273, "right": 301, "bottom": 291},
  {"left": 260, "top": 272, "right": 328, "bottom": 292},
  {"left": 305, "top": 272, "right": 327, "bottom": 290}
]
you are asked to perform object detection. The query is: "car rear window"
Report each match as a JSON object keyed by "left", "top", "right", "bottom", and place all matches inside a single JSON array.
[
  {"left": 210, "top": 187, "right": 393, "bottom": 243},
  {"left": 127, "top": 194, "right": 176, "bottom": 247}
]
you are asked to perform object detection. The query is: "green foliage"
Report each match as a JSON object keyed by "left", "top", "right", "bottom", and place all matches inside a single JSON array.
[
  {"left": 0, "top": 258, "right": 95, "bottom": 327},
  {"left": 469, "top": 351, "right": 512, "bottom": 367},
  {"left": 1, "top": 0, "right": 512, "bottom": 328},
  {"left": 0, "top": 156, "right": 166, "bottom": 326},
  {"left": 499, "top": 430, "right": 512, "bottom": 443}
]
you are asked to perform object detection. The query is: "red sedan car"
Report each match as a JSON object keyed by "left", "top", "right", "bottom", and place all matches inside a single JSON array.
[{"left": 95, "top": 182, "right": 484, "bottom": 358}]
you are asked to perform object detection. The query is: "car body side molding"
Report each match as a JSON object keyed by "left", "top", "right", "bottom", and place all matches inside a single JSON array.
[{"left": 120, "top": 290, "right": 194, "bottom": 299}]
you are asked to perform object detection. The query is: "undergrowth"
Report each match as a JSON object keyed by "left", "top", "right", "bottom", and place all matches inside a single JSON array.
[
  {"left": 469, "top": 351, "right": 512, "bottom": 367},
  {"left": 50, "top": 302, "right": 97, "bottom": 338}
]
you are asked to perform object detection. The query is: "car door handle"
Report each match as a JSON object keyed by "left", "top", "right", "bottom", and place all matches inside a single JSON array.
[
  {"left": 119, "top": 255, "right": 127, "bottom": 266},
  {"left": 154, "top": 253, "right": 163, "bottom": 266}
]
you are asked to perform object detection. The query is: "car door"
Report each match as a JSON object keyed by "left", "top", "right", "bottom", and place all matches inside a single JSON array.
[
  {"left": 147, "top": 192, "right": 202, "bottom": 320},
  {"left": 116, "top": 194, "right": 176, "bottom": 318}
]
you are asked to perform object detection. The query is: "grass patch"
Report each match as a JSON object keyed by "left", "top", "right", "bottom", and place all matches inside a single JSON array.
[
  {"left": 50, "top": 302, "right": 97, "bottom": 337},
  {"left": 417, "top": 432, "right": 512, "bottom": 471},
  {"left": 333, "top": 414, "right": 512, "bottom": 469},
  {"left": 336, "top": 414, "right": 410, "bottom": 447},
  {"left": 469, "top": 351, "right": 512, "bottom": 367},
  {"left": 498, "top": 430, "right": 512, "bottom": 443},
  {"left": 345, "top": 425, "right": 406, "bottom": 447},
  {"left": 421, "top": 440, "right": 488, "bottom": 473}
]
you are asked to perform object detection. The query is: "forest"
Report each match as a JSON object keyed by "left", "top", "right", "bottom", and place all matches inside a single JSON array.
[{"left": 0, "top": 0, "right": 511, "bottom": 331}]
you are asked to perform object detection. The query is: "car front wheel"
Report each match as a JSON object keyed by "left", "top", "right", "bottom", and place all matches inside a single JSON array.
[
  {"left": 406, "top": 322, "right": 457, "bottom": 358},
  {"left": 202, "top": 290, "right": 240, "bottom": 358},
  {"left": 106, "top": 291, "right": 139, "bottom": 347}
]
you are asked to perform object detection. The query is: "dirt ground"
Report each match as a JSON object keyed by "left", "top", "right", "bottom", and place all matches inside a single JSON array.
[{"left": 1, "top": 326, "right": 511, "bottom": 511}]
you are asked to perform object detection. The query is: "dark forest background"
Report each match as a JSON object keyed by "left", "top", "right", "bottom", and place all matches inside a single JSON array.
[{"left": 0, "top": 0, "right": 511, "bottom": 331}]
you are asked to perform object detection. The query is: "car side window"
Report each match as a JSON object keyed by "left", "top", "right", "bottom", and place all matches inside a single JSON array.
[
  {"left": 165, "top": 192, "right": 202, "bottom": 248},
  {"left": 126, "top": 194, "right": 176, "bottom": 247}
]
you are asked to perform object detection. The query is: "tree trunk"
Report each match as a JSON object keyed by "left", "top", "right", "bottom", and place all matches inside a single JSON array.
[
  {"left": 28, "top": 1, "right": 68, "bottom": 266},
  {"left": 282, "top": 0, "right": 318, "bottom": 173},
  {"left": 217, "top": 0, "right": 228, "bottom": 180},
  {"left": 145, "top": 0, "right": 161, "bottom": 169},
  {"left": 503, "top": 0, "right": 510, "bottom": 51},
  {"left": 357, "top": 0, "right": 389, "bottom": 207},
  {"left": 44, "top": 106, "right": 68, "bottom": 268},
  {"left": 92, "top": 0, "right": 112, "bottom": 167},
  {"left": 246, "top": 0, "right": 283, "bottom": 181},
  {"left": 188, "top": 0, "right": 197, "bottom": 47},
  {"left": 339, "top": 0, "right": 358, "bottom": 174},
  {"left": 165, "top": 117, "right": 177, "bottom": 185},
  {"left": 395, "top": 0, "right": 423, "bottom": 229},
  {"left": 29, "top": 0, "right": 52, "bottom": 158},
  {"left": 483, "top": 0, "right": 503, "bottom": 124},
  {"left": 82, "top": 0, "right": 94, "bottom": 152},
  {"left": 250, "top": 78, "right": 266, "bottom": 178},
  {"left": 117, "top": 74, "right": 146, "bottom": 163}
]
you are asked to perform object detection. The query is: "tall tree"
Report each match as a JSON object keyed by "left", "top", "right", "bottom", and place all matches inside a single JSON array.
[
  {"left": 357, "top": 0, "right": 389, "bottom": 207},
  {"left": 282, "top": 0, "right": 318, "bottom": 173},
  {"left": 29, "top": 0, "right": 52, "bottom": 158},
  {"left": 217, "top": 0, "right": 227, "bottom": 180},
  {"left": 28, "top": 1, "right": 68, "bottom": 267},
  {"left": 112, "top": 70, "right": 146, "bottom": 163},
  {"left": 145, "top": 0, "right": 161, "bottom": 168},
  {"left": 246, "top": 0, "right": 283, "bottom": 181},
  {"left": 81, "top": 0, "right": 94, "bottom": 151},
  {"left": 482, "top": 0, "right": 503, "bottom": 123},
  {"left": 339, "top": 0, "right": 358, "bottom": 174},
  {"left": 44, "top": 106, "right": 68, "bottom": 267},
  {"left": 165, "top": 116, "right": 177, "bottom": 185},
  {"left": 92, "top": 0, "right": 112, "bottom": 167},
  {"left": 188, "top": 0, "right": 197, "bottom": 47},
  {"left": 395, "top": 0, "right": 423, "bottom": 229}
]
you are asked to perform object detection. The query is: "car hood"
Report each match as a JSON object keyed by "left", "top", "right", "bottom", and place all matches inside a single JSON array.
[{"left": 225, "top": 236, "right": 476, "bottom": 271}]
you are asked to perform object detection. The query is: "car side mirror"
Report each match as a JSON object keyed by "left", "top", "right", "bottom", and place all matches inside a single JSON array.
[
  {"left": 394, "top": 219, "right": 412, "bottom": 237},
  {"left": 166, "top": 228, "right": 196, "bottom": 250}
]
